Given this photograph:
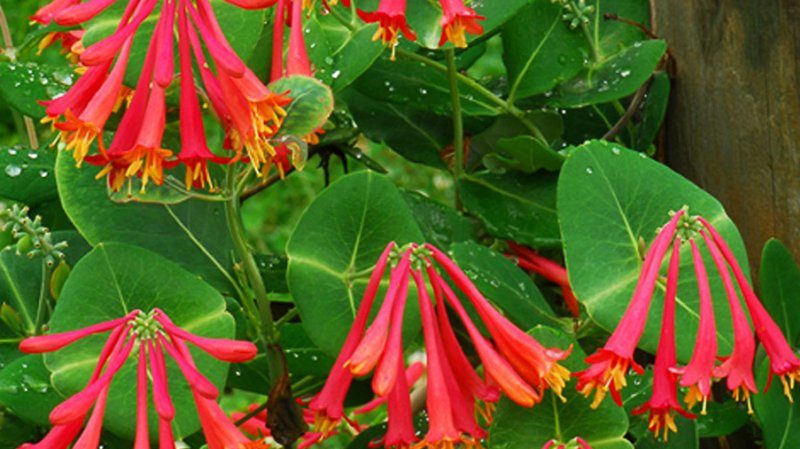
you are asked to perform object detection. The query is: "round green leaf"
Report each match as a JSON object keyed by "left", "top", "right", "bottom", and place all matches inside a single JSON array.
[
  {"left": 549, "top": 40, "right": 667, "bottom": 109},
  {"left": 402, "top": 191, "right": 475, "bottom": 249},
  {"left": 0, "top": 61, "right": 73, "bottom": 118},
  {"left": 270, "top": 75, "right": 334, "bottom": 138},
  {"left": 759, "top": 238, "right": 800, "bottom": 346},
  {"left": 55, "top": 151, "right": 237, "bottom": 292},
  {"left": 0, "top": 146, "right": 57, "bottom": 206},
  {"left": 558, "top": 140, "right": 749, "bottom": 361},
  {"left": 502, "top": 0, "right": 587, "bottom": 102},
  {"left": 459, "top": 171, "right": 560, "bottom": 248},
  {"left": 286, "top": 171, "right": 424, "bottom": 355},
  {"left": 0, "top": 355, "right": 64, "bottom": 426},
  {"left": 45, "top": 243, "right": 235, "bottom": 440}
]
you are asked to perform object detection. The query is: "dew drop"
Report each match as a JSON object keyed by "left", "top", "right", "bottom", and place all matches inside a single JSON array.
[
  {"left": 611, "top": 147, "right": 621, "bottom": 155},
  {"left": 331, "top": 70, "right": 341, "bottom": 79},
  {"left": 27, "top": 151, "right": 38, "bottom": 159},
  {"left": 39, "top": 170, "right": 49, "bottom": 178},
  {"left": 585, "top": 167, "right": 593, "bottom": 175},
  {"left": 5, "top": 164, "right": 21, "bottom": 177}
]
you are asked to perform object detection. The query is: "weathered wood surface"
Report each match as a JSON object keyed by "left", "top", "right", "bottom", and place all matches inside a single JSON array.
[{"left": 654, "top": 1, "right": 800, "bottom": 272}]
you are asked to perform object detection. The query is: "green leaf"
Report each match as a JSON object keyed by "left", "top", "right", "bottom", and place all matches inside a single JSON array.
[
  {"left": 256, "top": 254, "right": 289, "bottom": 294},
  {"left": 342, "top": 88, "right": 451, "bottom": 168},
  {"left": 0, "top": 412, "right": 41, "bottom": 448},
  {"left": 635, "top": 71, "right": 670, "bottom": 151},
  {"left": 311, "top": 19, "right": 385, "bottom": 92},
  {"left": 760, "top": 239, "right": 800, "bottom": 346},
  {"left": 270, "top": 75, "right": 334, "bottom": 138},
  {"left": 0, "top": 354, "right": 64, "bottom": 426},
  {"left": 286, "top": 171, "right": 424, "bottom": 355},
  {"left": 45, "top": 243, "right": 235, "bottom": 440},
  {"left": 503, "top": 0, "right": 587, "bottom": 102},
  {"left": 753, "top": 358, "right": 800, "bottom": 449},
  {"left": 352, "top": 56, "right": 503, "bottom": 116},
  {"left": 558, "top": 140, "right": 749, "bottom": 360},
  {"left": 489, "top": 327, "right": 632, "bottom": 449},
  {"left": 695, "top": 401, "right": 749, "bottom": 438},
  {"left": 449, "top": 241, "right": 559, "bottom": 330},
  {"left": 595, "top": 0, "right": 651, "bottom": 55},
  {"left": 549, "top": 40, "right": 666, "bottom": 109},
  {"left": 459, "top": 171, "right": 560, "bottom": 248},
  {"left": 0, "top": 61, "right": 74, "bottom": 118},
  {"left": 402, "top": 191, "right": 475, "bottom": 249},
  {"left": 83, "top": 0, "right": 266, "bottom": 86},
  {"left": 483, "top": 136, "right": 565, "bottom": 174},
  {"left": 471, "top": 113, "right": 564, "bottom": 158},
  {"left": 55, "top": 151, "right": 237, "bottom": 292},
  {"left": 0, "top": 146, "right": 57, "bottom": 206}
]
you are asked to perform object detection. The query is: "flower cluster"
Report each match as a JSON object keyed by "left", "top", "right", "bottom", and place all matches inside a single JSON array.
[
  {"left": 576, "top": 209, "right": 800, "bottom": 440},
  {"left": 18, "top": 308, "right": 260, "bottom": 449},
  {"left": 32, "top": 0, "right": 291, "bottom": 192},
  {"left": 348, "top": 0, "right": 484, "bottom": 55},
  {"left": 308, "top": 242, "right": 571, "bottom": 449},
  {"left": 542, "top": 437, "right": 591, "bottom": 449}
]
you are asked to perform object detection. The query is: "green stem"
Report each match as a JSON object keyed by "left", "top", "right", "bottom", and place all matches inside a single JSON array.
[
  {"left": 34, "top": 261, "right": 50, "bottom": 334},
  {"left": 225, "top": 166, "right": 287, "bottom": 388},
  {"left": 396, "top": 48, "right": 548, "bottom": 143},
  {"left": 445, "top": 49, "right": 464, "bottom": 211}
]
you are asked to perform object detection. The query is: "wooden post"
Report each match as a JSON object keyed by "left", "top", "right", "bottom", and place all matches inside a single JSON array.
[{"left": 654, "top": 1, "right": 800, "bottom": 271}]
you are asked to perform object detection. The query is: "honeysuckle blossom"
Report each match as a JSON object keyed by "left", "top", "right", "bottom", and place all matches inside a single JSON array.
[
  {"left": 32, "top": 0, "right": 290, "bottom": 191},
  {"left": 358, "top": 0, "right": 416, "bottom": 59},
  {"left": 18, "top": 309, "right": 260, "bottom": 449},
  {"left": 577, "top": 208, "right": 800, "bottom": 437},
  {"left": 437, "top": 0, "right": 484, "bottom": 48},
  {"left": 308, "top": 241, "right": 571, "bottom": 449}
]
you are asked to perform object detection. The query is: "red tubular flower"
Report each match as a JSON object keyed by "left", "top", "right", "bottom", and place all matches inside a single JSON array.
[
  {"left": 701, "top": 231, "right": 757, "bottom": 413},
  {"left": 428, "top": 245, "right": 571, "bottom": 401},
  {"left": 134, "top": 346, "right": 150, "bottom": 449},
  {"left": 574, "top": 210, "right": 684, "bottom": 408},
  {"left": 37, "top": 30, "right": 85, "bottom": 63},
  {"left": 270, "top": 0, "right": 289, "bottom": 82},
  {"left": 311, "top": 241, "right": 572, "bottom": 448},
  {"left": 699, "top": 217, "right": 800, "bottom": 400},
  {"left": 286, "top": 0, "right": 312, "bottom": 77},
  {"left": 413, "top": 268, "right": 480, "bottom": 449},
  {"left": 677, "top": 239, "right": 718, "bottom": 413},
  {"left": 358, "top": 0, "right": 416, "bottom": 59},
  {"left": 632, "top": 238, "right": 695, "bottom": 441},
  {"left": 347, "top": 251, "right": 413, "bottom": 376},
  {"left": 508, "top": 242, "right": 580, "bottom": 318},
  {"left": 353, "top": 361, "right": 426, "bottom": 415},
  {"left": 18, "top": 309, "right": 261, "bottom": 449},
  {"left": 35, "top": 0, "right": 292, "bottom": 191},
  {"left": 308, "top": 242, "right": 396, "bottom": 434},
  {"left": 437, "top": 0, "right": 484, "bottom": 48}
]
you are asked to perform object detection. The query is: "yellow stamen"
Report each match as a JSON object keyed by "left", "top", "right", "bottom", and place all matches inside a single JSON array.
[
  {"left": 732, "top": 386, "right": 753, "bottom": 415},
  {"left": 545, "top": 362, "right": 571, "bottom": 401}
]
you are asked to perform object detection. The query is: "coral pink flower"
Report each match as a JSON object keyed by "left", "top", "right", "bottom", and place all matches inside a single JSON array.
[
  {"left": 632, "top": 238, "right": 695, "bottom": 441},
  {"left": 438, "top": 0, "right": 484, "bottom": 48},
  {"left": 508, "top": 242, "right": 580, "bottom": 318},
  {"left": 358, "top": 0, "right": 417, "bottom": 59},
  {"left": 575, "top": 210, "right": 684, "bottom": 407},
  {"left": 34, "top": 0, "right": 291, "bottom": 191},
  {"left": 310, "top": 241, "right": 571, "bottom": 448},
  {"left": 701, "top": 231, "right": 757, "bottom": 413},
  {"left": 676, "top": 239, "right": 718, "bottom": 413},
  {"left": 308, "top": 242, "right": 395, "bottom": 434},
  {"left": 700, "top": 217, "right": 800, "bottom": 400},
  {"left": 286, "top": 0, "right": 312, "bottom": 77},
  {"left": 18, "top": 309, "right": 261, "bottom": 449}
]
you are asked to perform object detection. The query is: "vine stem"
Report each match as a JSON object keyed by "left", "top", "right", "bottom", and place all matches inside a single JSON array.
[
  {"left": 0, "top": 1, "right": 39, "bottom": 149},
  {"left": 224, "top": 165, "right": 285, "bottom": 383},
  {"left": 445, "top": 49, "right": 464, "bottom": 211},
  {"left": 395, "top": 48, "right": 548, "bottom": 143}
]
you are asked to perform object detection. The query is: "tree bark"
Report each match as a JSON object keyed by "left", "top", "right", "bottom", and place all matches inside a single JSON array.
[{"left": 654, "top": 0, "right": 800, "bottom": 272}]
